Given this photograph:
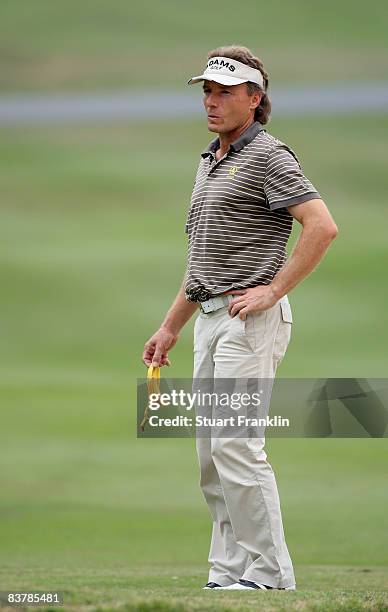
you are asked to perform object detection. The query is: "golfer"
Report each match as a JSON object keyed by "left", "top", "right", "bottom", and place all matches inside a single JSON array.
[{"left": 142, "top": 45, "right": 338, "bottom": 591}]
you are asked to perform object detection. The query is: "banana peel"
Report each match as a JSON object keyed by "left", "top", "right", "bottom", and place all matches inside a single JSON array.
[{"left": 140, "top": 365, "right": 161, "bottom": 432}]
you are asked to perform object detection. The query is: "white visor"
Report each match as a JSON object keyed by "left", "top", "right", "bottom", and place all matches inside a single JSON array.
[{"left": 188, "top": 56, "right": 264, "bottom": 88}]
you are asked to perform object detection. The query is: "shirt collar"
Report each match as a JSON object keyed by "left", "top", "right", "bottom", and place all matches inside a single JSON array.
[{"left": 201, "top": 121, "right": 265, "bottom": 158}]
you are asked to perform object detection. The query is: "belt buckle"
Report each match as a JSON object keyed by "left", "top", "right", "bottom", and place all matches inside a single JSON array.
[
  {"left": 200, "top": 296, "right": 227, "bottom": 313},
  {"left": 200, "top": 298, "right": 216, "bottom": 313}
]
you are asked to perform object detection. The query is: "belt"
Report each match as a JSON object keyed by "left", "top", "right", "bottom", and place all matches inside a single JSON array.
[{"left": 199, "top": 294, "right": 235, "bottom": 314}]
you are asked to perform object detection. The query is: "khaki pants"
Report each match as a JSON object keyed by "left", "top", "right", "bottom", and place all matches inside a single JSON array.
[{"left": 193, "top": 295, "right": 296, "bottom": 588}]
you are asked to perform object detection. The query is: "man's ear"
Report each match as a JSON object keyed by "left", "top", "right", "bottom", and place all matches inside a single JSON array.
[{"left": 250, "top": 92, "right": 262, "bottom": 111}]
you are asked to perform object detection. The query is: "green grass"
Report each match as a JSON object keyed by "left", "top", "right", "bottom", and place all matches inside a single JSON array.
[
  {"left": 0, "top": 115, "right": 387, "bottom": 610},
  {"left": 1, "top": 566, "right": 388, "bottom": 611},
  {"left": 1, "top": 435, "right": 388, "bottom": 610},
  {"left": 0, "top": 0, "right": 388, "bottom": 91}
]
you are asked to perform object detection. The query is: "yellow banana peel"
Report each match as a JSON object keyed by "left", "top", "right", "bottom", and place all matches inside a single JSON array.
[{"left": 140, "top": 365, "right": 161, "bottom": 432}]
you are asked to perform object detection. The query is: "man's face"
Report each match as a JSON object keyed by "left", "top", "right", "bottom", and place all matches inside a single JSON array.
[{"left": 202, "top": 80, "right": 261, "bottom": 134}]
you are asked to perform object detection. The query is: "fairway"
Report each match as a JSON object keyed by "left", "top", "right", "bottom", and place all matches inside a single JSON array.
[
  {"left": 0, "top": 113, "right": 387, "bottom": 611},
  {"left": 0, "top": 566, "right": 388, "bottom": 612}
]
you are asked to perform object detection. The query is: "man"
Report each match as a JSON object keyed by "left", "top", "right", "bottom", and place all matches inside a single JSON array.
[{"left": 142, "top": 45, "right": 338, "bottom": 591}]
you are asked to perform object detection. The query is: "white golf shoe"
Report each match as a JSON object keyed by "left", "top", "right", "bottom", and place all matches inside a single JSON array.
[
  {"left": 202, "top": 582, "right": 222, "bottom": 589},
  {"left": 219, "top": 579, "right": 296, "bottom": 590}
]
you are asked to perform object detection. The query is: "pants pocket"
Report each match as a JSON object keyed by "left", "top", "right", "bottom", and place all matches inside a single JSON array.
[
  {"left": 273, "top": 313, "right": 292, "bottom": 367},
  {"left": 193, "top": 314, "right": 204, "bottom": 352},
  {"left": 241, "top": 310, "right": 267, "bottom": 353},
  {"left": 279, "top": 296, "right": 293, "bottom": 323}
]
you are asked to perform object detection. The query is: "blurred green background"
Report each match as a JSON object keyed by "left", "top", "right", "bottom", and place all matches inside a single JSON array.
[
  {"left": 1, "top": 1, "right": 387, "bottom": 610},
  {"left": 1, "top": 0, "right": 388, "bottom": 91}
]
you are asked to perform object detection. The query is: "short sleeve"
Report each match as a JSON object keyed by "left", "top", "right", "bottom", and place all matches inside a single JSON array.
[{"left": 264, "top": 144, "right": 321, "bottom": 211}]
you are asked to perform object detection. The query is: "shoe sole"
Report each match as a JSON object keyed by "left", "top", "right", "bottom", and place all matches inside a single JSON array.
[{"left": 217, "top": 584, "right": 297, "bottom": 591}]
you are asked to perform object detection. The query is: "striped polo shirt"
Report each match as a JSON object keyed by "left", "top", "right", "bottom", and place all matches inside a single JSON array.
[{"left": 184, "top": 121, "right": 321, "bottom": 302}]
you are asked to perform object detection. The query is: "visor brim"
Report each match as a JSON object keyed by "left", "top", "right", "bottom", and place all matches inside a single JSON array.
[{"left": 187, "top": 74, "right": 249, "bottom": 86}]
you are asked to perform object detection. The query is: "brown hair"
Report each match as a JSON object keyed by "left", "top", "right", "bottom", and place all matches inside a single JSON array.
[{"left": 207, "top": 45, "right": 271, "bottom": 125}]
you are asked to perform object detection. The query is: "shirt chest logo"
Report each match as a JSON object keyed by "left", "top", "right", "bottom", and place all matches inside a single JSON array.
[{"left": 228, "top": 166, "right": 239, "bottom": 179}]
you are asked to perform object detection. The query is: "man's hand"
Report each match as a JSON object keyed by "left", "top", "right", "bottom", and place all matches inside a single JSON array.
[
  {"left": 224, "top": 285, "right": 278, "bottom": 320},
  {"left": 142, "top": 326, "right": 179, "bottom": 367}
]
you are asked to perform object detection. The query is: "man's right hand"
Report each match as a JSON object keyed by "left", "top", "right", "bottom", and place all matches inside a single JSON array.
[{"left": 142, "top": 327, "right": 179, "bottom": 367}]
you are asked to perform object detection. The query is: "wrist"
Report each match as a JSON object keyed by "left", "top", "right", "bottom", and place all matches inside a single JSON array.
[
  {"left": 160, "top": 323, "right": 180, "bottom": 337},
  {"left": 268, "top": 283, "right": 283, "bottom": 302}
]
